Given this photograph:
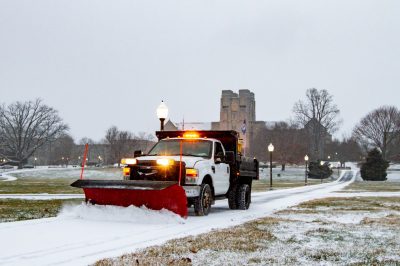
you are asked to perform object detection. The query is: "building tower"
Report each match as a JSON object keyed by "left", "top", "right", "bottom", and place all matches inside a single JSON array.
[{"left": 212, "top": 90, "right": 256, "bottom": 155}]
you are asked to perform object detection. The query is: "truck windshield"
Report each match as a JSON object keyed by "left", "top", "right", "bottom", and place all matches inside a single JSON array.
[{"left": 148, "top": 139, "right": 212, "bottom": 158}]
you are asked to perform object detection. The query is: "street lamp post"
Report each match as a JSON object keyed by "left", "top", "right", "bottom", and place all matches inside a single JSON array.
[
  {"left": 156, "top": 100, "right": 169, "bottom": 131},
  {"left": 304, "top": 155, "right": 309, "bottom": 186},
  {"left": 320, "top": 160, "right": 324, "bottom": 183},
  {"left": 34, "top": 157, "right": 37, "bottom": 168},
  {"left": 268, "top": 143, "right": 274, "bottom": 190}
]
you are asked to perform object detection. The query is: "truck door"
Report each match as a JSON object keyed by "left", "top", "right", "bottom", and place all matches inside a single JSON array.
[{"left": 213, "top": 141, "right": 230, "bottom": 195}]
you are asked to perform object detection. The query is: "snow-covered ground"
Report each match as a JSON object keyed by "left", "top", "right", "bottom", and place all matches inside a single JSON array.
[
  {"left": 0, "top": 171, "right": 356, "bottom": 266},
  {"left": 387, "top": 171, "right": 400, "bottom": 181}
]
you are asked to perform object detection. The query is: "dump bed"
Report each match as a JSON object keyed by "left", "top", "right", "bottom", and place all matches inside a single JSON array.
[{"left": 156, "top": 130, "right": 239, "bottom": 154}]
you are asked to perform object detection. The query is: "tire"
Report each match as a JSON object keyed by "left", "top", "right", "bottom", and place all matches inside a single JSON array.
[
  {"left": 228, "top": 186, "right": 238, "bottom": 209},
  {"left": 194, "top": 184, "right": 212, "bottom": 216},
  {"left": 237, "top": 184, "right": 251, "bottom": 210}
]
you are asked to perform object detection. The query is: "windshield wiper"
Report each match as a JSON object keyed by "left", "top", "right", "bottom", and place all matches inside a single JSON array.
[{"left": 178, "top": 153, "right": 207, "bottom": 157}]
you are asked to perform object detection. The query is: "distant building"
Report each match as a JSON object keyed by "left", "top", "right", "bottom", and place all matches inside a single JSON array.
[{"left": 212, "top": 89, "right": 267, "bottom": 156}]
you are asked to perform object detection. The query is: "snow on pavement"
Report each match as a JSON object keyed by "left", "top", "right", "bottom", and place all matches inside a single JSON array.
[
  {"left": 0, "top": 172, "right": 17, "bottom": 181},
  {"left": 0, "top": 170, "right": 364, "bottom": 266}
]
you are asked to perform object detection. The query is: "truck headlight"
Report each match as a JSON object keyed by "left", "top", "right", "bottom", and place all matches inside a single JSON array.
[
  {"left": 121, "top": 158, "right": 137, "bottom": 165},
  {"left": 156, "top": 158, "right": 174, "bottom": 166}
]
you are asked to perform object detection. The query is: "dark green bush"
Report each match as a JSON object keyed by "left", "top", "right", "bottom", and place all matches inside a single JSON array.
[
  {"left": 308, "top": 160, "right": 333, "bottom": 179},
  {"left": 360, "top": 148, "right": 389, "bottom": 181}
]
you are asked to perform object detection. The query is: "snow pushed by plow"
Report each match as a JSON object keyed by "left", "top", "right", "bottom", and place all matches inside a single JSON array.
[{"left": 58, "top": 203, "right": 185, "bottom": 225}]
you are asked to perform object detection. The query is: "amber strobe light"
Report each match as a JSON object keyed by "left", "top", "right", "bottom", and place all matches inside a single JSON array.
[
  {"left": 186, "top": 168, "right": 198, "bottom": 177},
  {"left": 183, "top": 132, "right": 200, "bottom": 139},
  {"left": 123, "top": 167, "right": 131, "bottom": 176}
]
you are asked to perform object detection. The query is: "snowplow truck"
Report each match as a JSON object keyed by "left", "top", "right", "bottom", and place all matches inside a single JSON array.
[{"left": 71, "top": 130, "right": 259, "bottom": 217}]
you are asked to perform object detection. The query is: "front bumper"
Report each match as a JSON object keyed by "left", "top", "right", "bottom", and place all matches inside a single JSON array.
[{"left": 183, "top": 185, "right": 200, "bottom": 197}]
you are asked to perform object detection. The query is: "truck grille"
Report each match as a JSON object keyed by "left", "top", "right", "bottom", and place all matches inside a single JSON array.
[{"left": 129, "top": 161, "right": 186, "bottom": 184}]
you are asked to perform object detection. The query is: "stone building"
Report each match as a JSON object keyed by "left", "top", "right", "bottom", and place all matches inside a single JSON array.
[{"left": 211, "top": 90, "right": 266, "bottom": 156}]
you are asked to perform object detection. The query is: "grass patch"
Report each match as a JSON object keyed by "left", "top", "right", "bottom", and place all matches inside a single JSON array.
[
  {"left": 0, "top": 178, "right": 82, "bottom": 194},
  {"left": 252, "top": 178, "right": 323, "bottom": 192},
  {"left": 296, "top": 197, "right": 400, "bottom": 212},
  {"left": 0, "top": 199, "right": 82, "bottom": 222},
  {"left": 342, "top": 181, "right": 400, "bottom": 192}
]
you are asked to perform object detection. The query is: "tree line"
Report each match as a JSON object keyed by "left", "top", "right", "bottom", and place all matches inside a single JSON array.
[
  {"left": 1, "top": 95, "right": 399, "bottom": 168},
  {"left": 252, "top": 88, "right": 400, "bottom": 165},
  {"left": 0, "top": 99, "right": 155, "bottom": 168}
]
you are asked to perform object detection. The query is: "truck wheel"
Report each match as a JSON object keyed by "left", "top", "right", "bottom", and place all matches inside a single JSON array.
[
  {"left": 237, "top": 184, "right": 251, "bottom": 210},
  {"left": 194, "top": 184, "right": 212, "bottom": 216},
  {"left": 228, "top": 186, "right": 238, "bottom": 209}
]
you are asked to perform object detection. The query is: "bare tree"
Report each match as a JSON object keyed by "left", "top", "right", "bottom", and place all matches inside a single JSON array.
[
  {"left": 353, "top": 106, "right": 400, "bottom": 160},
  {"left": 293, "top": 88, "right": 341, "bottom": 159},
  {"left": 104, "top": 126, "right": 135, "bottom": 165},
  {"left": 0, "top": 99, "right": 68, "bottom": 168},
  {"left": 50, "top": 134, "right": 75, "bottom": 166},
  {"left": 252, "top": 122, "right": 307, "bottom": 166},
  {"left": 135, "top": 131, "right": 156, "bottom": 153},
  {"left": 77, "top": 137, "right": 96, "bottom": 163},
  {"left": 325, "top": 137, "right": 363, "bottom": 165}
]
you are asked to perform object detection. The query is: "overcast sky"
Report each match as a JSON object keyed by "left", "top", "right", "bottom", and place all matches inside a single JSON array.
[{"left": 1, "top": 0, "right": 399, "bottom": 142}]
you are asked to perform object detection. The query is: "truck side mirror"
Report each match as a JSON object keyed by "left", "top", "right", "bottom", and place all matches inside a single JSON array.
[
  {"left": 134, "top": 150, "right": 142, "bottom": 157},
  {"left": 215, "top": 152, "right": 224, "bottom": 164},
  {"left": 224, "top": 151, "right": 235, "bottom": 164}
]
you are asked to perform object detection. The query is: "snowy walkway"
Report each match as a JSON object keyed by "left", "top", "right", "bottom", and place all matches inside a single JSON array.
[{"left": 0, "top": 171, "right": 358, "bottom": 266}]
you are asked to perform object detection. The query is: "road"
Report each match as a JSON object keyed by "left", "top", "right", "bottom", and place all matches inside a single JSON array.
[{"left": 0, "top": 171, "right": 355, "bottom": 266}]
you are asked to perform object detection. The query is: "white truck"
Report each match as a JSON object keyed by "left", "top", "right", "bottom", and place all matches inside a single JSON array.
[{"left": 124, "top": 130, "right": 259, "bottom": 216}]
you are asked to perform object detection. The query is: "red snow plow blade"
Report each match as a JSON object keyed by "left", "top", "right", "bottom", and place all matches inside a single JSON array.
[{"left": 71, "top": 180, "right": 188, "bottom": 218}]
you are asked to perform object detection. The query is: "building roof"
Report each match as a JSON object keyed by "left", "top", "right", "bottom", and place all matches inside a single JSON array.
[
  {"left": 165, "top": 120, "right": 213, "bottom": 131},
  {"left": 175, "top": 122, "right": 212, "bottom": 130}
]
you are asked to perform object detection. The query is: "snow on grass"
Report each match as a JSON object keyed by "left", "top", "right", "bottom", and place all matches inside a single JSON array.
[
  {"left": 58, "top": 203, "right": 185, "bottom": 225},
  {"left": 387, "top": 171, "right": 400, "bottom": 181},
  {"left": 8, "top": 167, "right": 122, "bottom": 180},
  {"left": 342, "top": 180, "right": 400, "bottom": 192},
  {"left": 0, "top": 172, "right": 17, "bottom": 181},
  {"left": 96, "top": 196, "right": 400, "bottom": 266}
]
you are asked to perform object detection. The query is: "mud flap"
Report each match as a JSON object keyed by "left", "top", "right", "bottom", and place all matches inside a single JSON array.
[{"left": 71, "top": 180, "right": 188, "bottom": 218}]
